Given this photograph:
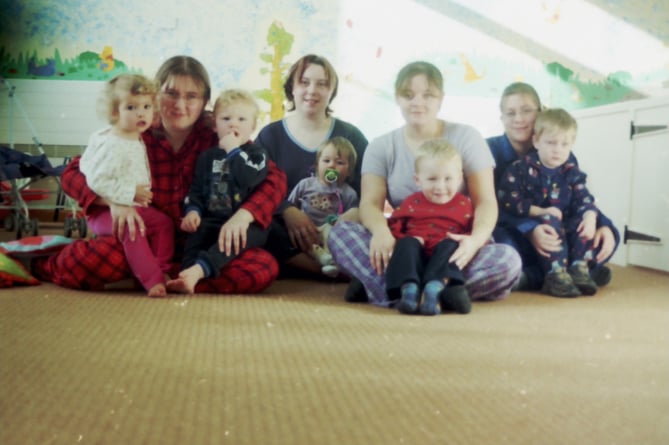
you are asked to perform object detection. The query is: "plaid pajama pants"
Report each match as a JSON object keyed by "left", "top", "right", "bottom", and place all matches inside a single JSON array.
[
  {"left": 328, "top": 221, "right": 521, "bottom": 307},
  {"left": 34, "top": 236, "right": 278, "bottom": 294}
]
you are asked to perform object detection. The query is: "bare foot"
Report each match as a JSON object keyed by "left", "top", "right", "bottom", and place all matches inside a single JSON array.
[
  {"left": 148, "top": 283, "right": 167, "bottom": 298},
  {"left": 166, "top": 265, "right": 204, "bottom": 294},
  {"left": 166, "top": 277, "right": 191, "bottom": 294}
]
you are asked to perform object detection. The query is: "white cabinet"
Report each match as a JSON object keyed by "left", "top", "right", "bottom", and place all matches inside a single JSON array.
[{"left": 572, "top": 96, "right": 669, "bottom": 272}]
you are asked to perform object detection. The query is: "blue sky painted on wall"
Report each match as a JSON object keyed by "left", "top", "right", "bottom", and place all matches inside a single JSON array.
[{"left": 1, "top": 0, "right": 668, "bottom": 137}]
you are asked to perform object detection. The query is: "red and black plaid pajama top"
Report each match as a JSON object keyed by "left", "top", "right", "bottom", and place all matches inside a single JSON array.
[{"left": 35, "top": 119, "right": 287, "bottom": 293}]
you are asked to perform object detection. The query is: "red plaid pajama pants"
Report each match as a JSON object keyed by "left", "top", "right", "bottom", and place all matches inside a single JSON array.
[{"left": 34, "top": 235, "right": 278, "bottom": 294}]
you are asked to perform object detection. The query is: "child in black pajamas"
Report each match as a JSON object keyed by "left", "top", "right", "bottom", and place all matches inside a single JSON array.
[{"left": 167, "top": 89, "right": 268, "bottom": 294}]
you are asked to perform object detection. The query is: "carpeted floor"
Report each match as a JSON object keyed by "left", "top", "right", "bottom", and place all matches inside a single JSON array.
[{"left": 1, "top": 264, "right": 668, "bottom": 445}]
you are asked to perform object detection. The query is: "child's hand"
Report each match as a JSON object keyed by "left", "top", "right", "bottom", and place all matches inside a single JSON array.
[
  {"left": 413, "top": 236, "right": 425, "bottom": 246},
  {"left": 134, "top": 184, "right": 152, "bottom": 207},
  {"left": 180, "top": 211, "right": 201, "bottom": 233},
  {"left": 529, "top": 205, "right": 562, "bottom": 220},
  {"left": 543, "top": 206, "right": 563, "bottom": 220},
  {"left": 218, "top": 130, "right": 244, "bottom": 152},
  {"left": 577, "top": 211, "right": 597, "bottom": 240}
]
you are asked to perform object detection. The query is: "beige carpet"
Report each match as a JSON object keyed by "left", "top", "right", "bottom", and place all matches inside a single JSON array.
[{"left": 1, "top": 264, "right": 668, "bottom": 445}]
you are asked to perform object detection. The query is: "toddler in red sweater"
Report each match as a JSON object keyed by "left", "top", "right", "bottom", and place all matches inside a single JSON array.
[{"left": 386, "top": 139, "right": 473, "bottom": 315}]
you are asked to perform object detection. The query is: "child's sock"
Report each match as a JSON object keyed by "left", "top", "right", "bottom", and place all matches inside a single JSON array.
[
  {"left": 420, "top": 280, "right": 444, "bottom": 315},
  {"left": 397, "top": 282, "right": 420, "bottom": 314}
]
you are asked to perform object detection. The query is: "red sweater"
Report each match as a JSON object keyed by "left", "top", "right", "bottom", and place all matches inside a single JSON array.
[{"left": 388, "top": 192, "right": 473, "bottom": 255}]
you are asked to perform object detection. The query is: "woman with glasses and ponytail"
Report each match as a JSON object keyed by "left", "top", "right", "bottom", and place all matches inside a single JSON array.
[{"left": 487, "top": 82, "right": 618, "bottom": 293}]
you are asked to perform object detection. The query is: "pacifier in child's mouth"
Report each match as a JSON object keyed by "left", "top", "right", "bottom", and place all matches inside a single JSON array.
[{"left": 324, "top": 168, "right": 339, "bottom": 183}]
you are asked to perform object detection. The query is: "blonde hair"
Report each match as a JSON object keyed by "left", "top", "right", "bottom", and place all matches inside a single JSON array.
[
  {"left": 534, "top": 108, "right": 577, "bottom": 139},
  {"left": 317, "top": 136, "right": 357, "bottom": 181},
  {"left": 414, "top": 139, "right": 462, "bottom": 172},
  {"left": 212, "top": 89, "right": 260, "bottom": 121},
  {"left": 98, "top": 73, "right": 157, "bottom": 125}
]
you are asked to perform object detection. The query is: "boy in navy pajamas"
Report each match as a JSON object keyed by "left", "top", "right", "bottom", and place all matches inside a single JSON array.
[{"left": 497, "top": 108, "right": 607, "bottom": 297}]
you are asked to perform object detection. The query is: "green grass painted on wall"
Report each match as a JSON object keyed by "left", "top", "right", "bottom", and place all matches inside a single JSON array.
[{"left": 0, "top": 47, "right": 138, "bottom": 81}]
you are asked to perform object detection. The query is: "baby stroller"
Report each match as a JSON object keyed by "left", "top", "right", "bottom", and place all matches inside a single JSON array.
[
  {"left": 1, "top": 77, "right": 86, "bottom": 239},
  {"left": 0, "top": 145, "right": 85, "bottom": 239}
]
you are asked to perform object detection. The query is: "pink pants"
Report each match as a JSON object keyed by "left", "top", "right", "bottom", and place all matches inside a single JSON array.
[{"left": 87, "top": 206, "right": 175, "bottom": 291}]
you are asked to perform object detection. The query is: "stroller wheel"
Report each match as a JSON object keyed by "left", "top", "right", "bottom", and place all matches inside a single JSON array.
[
  {"left": 64, "top": 216, "right": 73, "bottom": 238},
  {"left": 29, "top": 218, "right": 39, "bottom": 236},
  {"left": 77, "top": 217, "right": 87, "bottom": 238},
  {"left": 4, "top": 213, "right": 16, "bottom": 231},
  {"left": 19, "top": 218, "right": 38, "bottom": 238}
]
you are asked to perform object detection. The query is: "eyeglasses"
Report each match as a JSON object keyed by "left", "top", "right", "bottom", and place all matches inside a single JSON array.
[
  {"left": 161, "top": 90, "right": 204, "bottom": 104},
  {"left": 503, "top": 108, "right": 538, "bottom": 120}
]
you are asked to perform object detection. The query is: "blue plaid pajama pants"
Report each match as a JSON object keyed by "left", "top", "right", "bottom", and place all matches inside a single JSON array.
[{"left": 328, "top": 221, "right": 522, "bottom": 307}]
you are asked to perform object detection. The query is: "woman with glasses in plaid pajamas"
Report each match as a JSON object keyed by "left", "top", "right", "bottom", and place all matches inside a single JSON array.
[{"left": 34, "top": 56, "right": 287, "bottom": 294}]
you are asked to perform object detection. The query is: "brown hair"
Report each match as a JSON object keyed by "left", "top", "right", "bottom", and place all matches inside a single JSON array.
[
  {"left": 155, "top": 55, "right": 211, "bottom": 103},
  {"left": 283, "top": 54, "right": 338, "bottom": 116},
  {"left": 499, "top": 82, "right": 542, "bottom": 112},
  {"left": 395, "top": 61, "right": 444, "bottom": 97},
  {"left": 97, "top": 73, "right": 157, "bottom": 125}
]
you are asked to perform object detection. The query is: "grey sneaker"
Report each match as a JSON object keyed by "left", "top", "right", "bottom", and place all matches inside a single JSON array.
[
  {"left": 542, "top": 270, "right": 581, "bottom": 298},
  {"left": 568, "top": 264, "right": 598, "bottom": 296}
]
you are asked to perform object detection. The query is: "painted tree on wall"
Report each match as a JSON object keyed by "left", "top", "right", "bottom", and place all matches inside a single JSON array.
[{"left": 256, "top": 21, "right": 294, "bottom": 122}]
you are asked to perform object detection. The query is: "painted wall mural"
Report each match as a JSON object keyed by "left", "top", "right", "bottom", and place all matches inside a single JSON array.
[{"left": 1, "top": 0, "right": 667, "bottom": 136}]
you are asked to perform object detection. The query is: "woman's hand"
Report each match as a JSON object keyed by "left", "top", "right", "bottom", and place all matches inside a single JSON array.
[
  {"left": 219, "top": 208, "right": 254, "bottom": 256},
  {"left": 447, "top": 233, "right": 483, "bottom": 270},
  {"left": 529, "top": 224, "right": 562, "bottom": 257},
  {"left": 593, "top": 225, "right": 616, "bottom": 263},
  {"left": 369, "top": 229, "right": 395, "bottom": 275},
  {"left": 110, "top": 203, "right": 145, "bottom": 241},
  {"left": 283, "top": 206, "right": 320, "bottom": 252}
]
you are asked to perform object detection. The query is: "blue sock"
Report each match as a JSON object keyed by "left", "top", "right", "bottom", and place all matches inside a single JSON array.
[
  {"left": 424, "top": 280, "right": 445, "bottom": 298},
  {"left": 400, "top": 282, "right": 419, "bottom": 300},
  {"left": 397, "top": 282, "right": 419, "bottom": 314},
  {"left": 420, "top": 280, "right": 444, "bottom": 315}
]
